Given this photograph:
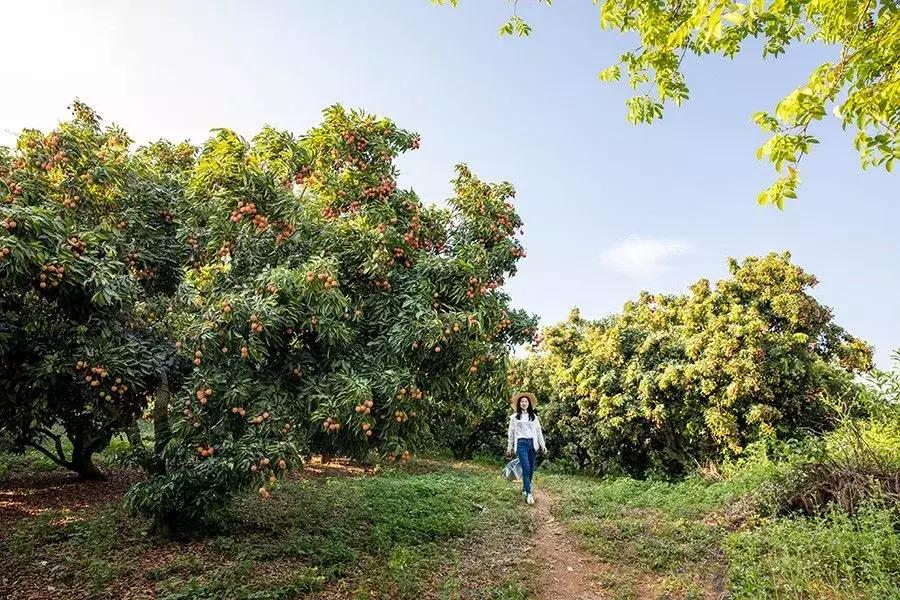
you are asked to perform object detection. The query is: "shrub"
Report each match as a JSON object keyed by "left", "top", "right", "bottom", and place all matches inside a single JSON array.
[{"left": 511, "top": 254, "right": 873, "bottom": 476}]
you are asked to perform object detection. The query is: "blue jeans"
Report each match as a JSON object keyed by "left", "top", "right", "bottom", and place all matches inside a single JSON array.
[{"left": 516, "top": 438, "right": 536, "bottom": 495}]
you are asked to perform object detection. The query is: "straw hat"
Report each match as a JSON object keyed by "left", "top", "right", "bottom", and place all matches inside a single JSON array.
[{"left": 509, "top": 391, "right": 538, "bottom": 409}]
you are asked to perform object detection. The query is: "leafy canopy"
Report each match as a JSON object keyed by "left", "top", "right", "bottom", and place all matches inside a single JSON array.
[
  {"left": 511, "top": 253, "right": 873, "bottom": 476},
  {"left": 126, "top": 105, "right": 537, "bottom": 527},
  {"left": 0, "top": 102, "right": 190, "bottom": 478},
  {"left": 434, "top": 0, "right": 899, "bottom": 208}
]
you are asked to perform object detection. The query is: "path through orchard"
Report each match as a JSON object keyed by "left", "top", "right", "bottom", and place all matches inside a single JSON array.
[{"left": 529, "top": 487, "right": 607, "bottom": 600}]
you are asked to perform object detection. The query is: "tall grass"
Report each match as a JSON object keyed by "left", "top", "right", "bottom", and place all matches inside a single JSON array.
[{"left": 725, "top": 501, "right": 900, "bottom": 600}]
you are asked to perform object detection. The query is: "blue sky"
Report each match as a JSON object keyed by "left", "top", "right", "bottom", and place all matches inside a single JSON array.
[{"left": 1, "top": 1, "right": 897, "bottom": 366}]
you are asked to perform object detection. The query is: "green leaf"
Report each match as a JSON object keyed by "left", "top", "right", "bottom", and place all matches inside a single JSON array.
[
  {"left": 724, "top": 11, "right": 745, "bottom": 26},
  {"left": 598, "top": 65, "right": 622, "bottom": 82}
]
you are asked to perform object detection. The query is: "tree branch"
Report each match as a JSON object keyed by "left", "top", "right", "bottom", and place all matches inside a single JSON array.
[
  {"left": 26, "top": 441, "right": 72, "bottom": 469},
  {"left": 37, "top": 427, "right": 69, "bottom": 465}
]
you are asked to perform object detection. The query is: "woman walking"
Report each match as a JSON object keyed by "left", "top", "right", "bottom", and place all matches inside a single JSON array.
[{"left": 506, "top": 392, "right": 546, "bottom": 504}]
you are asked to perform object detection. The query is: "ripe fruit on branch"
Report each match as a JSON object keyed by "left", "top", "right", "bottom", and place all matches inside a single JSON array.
[
  {"left": 294, "top": 165, "right": 311, "bottom": 184},
  {"left": 252, "top": 214, "right": 269, "bottom": 232},
  {"left": 275, "top": 223, "right": 295, "bottom": 244},
  {"left": 37, "top": 263, "right": 64, "bottom": 288},
  {"left": 196, "top": 387, "right": 212, "bottom": 404},
  {"left": 230, "top": 200, "right": 258, "bottom": 223}
]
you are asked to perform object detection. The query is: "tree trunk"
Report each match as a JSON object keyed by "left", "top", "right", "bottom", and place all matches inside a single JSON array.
[
  {"left": 126, "top": 423, "right": 146, "bottom": 453},
  {"left": 153, "top": 372, "right": 171, "bottom": 458},
  {"left": 71, "top": 448, "right": 106, "bottom": 480},
  {"left": 62, "top": 420, "right": 109, "bottom": 481},
  {"left": 126, "top": 421, "right": 153, "bottom": 472}
]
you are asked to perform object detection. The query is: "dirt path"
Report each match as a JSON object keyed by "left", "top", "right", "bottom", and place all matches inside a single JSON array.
[{"left": 530, "top": 487, "right": 607, "bottom": 600}]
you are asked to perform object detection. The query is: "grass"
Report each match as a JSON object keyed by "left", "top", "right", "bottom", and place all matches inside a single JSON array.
[
  {"left": 4, "top": 445, "right": 897, "bottom": 600},
  {"left": 539, "top": 473, "right": 742, "bottom": 599},
  {"left": 539, "top": 453, "right": 900, "bottom": 600},
  {"left": 725, "top": 501, "right": 900, "bottom": 600},
  {"left": 1, "top": 460, "right": 534, "bottom": 600}
]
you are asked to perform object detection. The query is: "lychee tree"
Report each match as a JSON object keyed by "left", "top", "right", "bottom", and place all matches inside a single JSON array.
[
  {"left": 0, "top": 102, "right": 193, "bottom": 479},
  {"left": 510, "top": 253, "right": 874, "bottom": 476},
  {"left": 125, "top": 105, "right": 537, "bottom": 529}
]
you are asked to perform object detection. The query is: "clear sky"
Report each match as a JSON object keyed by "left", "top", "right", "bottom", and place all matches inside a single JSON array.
[{"left": 1, "top": 1, "right": 897, "bottom": 367}]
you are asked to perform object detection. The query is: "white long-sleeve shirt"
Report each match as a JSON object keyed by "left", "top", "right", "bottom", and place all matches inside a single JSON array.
[{"left": 507, "top": 413, "right": 546, "bottom": 452}]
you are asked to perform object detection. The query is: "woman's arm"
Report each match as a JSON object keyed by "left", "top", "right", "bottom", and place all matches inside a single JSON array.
[{"left": 506, "top": 415, "right": 515, "bottom": 454}]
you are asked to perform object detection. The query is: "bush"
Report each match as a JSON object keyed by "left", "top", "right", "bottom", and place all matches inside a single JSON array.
[
  {"left": 771, "top": 361, "right": 900, "bottom": 517},
  {"left": 511, "top": 254, "right": 873, "bottom": 477}
]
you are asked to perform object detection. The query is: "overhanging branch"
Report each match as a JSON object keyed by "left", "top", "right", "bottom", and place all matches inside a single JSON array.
[{"left": 25, "top": 441, "right": 73, "bottom": 469}]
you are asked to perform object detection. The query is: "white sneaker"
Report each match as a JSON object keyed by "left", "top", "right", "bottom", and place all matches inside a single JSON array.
[{"left": 526, "top": 493, "right": 535, "bottom": 505}]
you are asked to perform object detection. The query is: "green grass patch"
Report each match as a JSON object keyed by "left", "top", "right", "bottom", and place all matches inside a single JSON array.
[
  {"left": 2, "top": 462, "right": 533, "bottom": 599},
  {"left": 725, "top": 501, "right": 900, "bottom": 600},
  {"left": 538, "top": 471, "right": 734, "bottom": 597},
  {"left": 540, "top": 451, "right": 899, "bottom": 600}
]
